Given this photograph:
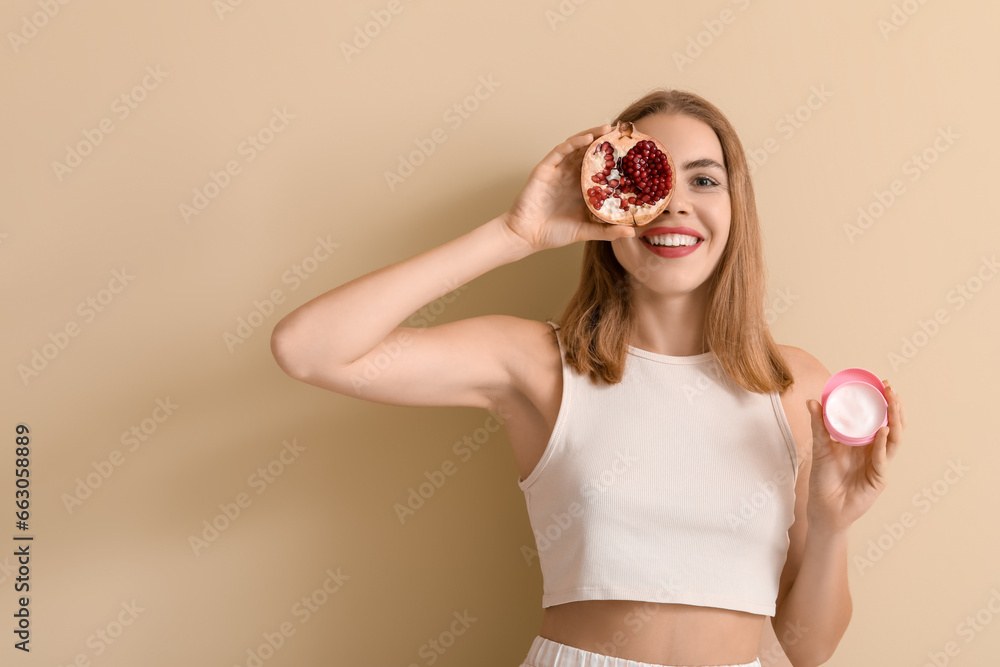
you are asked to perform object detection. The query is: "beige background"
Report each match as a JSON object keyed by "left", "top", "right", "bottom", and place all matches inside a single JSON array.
[{"left": 2, "top": 0, "right": 998, "bottom": 665}]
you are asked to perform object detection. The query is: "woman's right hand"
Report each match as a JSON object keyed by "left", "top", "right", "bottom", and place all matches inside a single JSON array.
[{"left": 500, "top": 124, "right": 637, "bottom": 253}]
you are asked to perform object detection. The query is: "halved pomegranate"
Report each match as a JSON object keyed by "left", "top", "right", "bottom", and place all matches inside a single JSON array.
[{"left": 580, "top": 121, "right": 675, "bottom": 226}]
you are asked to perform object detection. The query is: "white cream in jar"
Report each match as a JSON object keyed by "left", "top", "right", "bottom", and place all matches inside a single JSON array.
[{"left": 825, "top": 381, "right": 887, "bottom": 441}]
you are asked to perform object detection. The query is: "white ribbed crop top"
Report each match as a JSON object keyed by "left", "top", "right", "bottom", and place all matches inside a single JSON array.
[{"left": 518, "top": 321, "right": 798, "bottom": 616}]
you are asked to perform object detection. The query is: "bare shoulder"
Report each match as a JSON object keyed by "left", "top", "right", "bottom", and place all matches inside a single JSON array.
[
  {"left": 775, "top": 343, "right": 831, "bottom": 400},
  {"left": 773, "top": 344, "right": 833, "bottom": 474},
  {"left": 490, "top": 316, "right": 561, "bottom": 391}
]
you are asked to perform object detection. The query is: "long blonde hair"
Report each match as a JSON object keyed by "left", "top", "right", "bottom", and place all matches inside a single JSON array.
[{"left": 555, "top": 89, "right": 793, "bottom": 395}]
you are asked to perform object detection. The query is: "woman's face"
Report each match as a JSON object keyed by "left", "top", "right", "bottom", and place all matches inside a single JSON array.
[{"left": 610, "top": 113, "right": 732, "bottom": 298}]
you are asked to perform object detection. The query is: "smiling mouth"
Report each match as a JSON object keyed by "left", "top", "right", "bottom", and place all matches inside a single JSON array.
[{"left": 640, "top": 233, "right": 703, "bottom": 248}]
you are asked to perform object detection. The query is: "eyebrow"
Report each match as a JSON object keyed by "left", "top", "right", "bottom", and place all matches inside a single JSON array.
[{"left": 681, "top": 158, "right": 726, "bottom": 172}]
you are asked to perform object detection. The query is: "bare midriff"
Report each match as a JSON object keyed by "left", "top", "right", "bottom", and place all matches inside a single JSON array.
[{"left": 539, "top": 600, "right": 764, "bottom": 665}]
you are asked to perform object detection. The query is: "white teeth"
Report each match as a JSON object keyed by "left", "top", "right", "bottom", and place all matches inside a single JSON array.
[{"left": 645, "top": 233, "right": 701, "bottom": 247}]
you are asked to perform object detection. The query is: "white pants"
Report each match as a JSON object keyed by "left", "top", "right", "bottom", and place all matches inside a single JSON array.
[{"left": 519, "top": 635, "right": 762, "bottom": 667}]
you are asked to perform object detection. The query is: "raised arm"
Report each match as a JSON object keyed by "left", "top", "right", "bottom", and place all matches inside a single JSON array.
[{"left": 269, "top": 124, "right": 635, "bottom": 411}]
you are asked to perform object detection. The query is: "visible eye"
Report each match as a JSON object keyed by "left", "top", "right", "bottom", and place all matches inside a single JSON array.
[{"left": 693, "top": 176, "right": 719, "bottom": 187}]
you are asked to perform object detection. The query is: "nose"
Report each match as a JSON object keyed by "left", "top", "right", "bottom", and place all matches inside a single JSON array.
[{"left": 662, "top": 183, "right": 689, "bottom": 215}]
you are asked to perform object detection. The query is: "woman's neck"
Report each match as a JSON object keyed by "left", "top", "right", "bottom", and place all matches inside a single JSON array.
[{"left": 630, "top": 284, "right": 710, "bottom": 356}]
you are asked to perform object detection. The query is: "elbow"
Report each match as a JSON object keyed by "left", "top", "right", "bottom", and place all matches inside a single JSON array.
[
  {"left": 784, "top": 628, "right": 849, "bottom": 667},
  {"left": 270, "top": 316, "right": 355, "bottom": 390},
  {"left": 270, "top": 321, "right": 307, "bottom": 380},
  {"left": 790, "top": 651, "right": 836, "bottom": 667}
]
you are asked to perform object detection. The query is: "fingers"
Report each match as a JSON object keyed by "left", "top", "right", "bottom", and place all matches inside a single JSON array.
[
  {"left": 575, "top": 123, "right": 614, "bottom": 140},
  {"left": 575, "top": 217, "right": 636, "bottom": 243},
  {"left": 807, "top": 398, "right": 831, "bottom": 449},
  {"left": 537, "top": 124, "right": 613, "bottom": 170},
  {"left": 871, "top": 421, "right": 889, "bottom": 481},
  {"left": 806, "top": 399, "right": 822, "bottom": 433},
  {"left": 881, "top": 378, "right": 904, "bottom": 426},
  {"left": 601, "top": 223, "right": 636, "bottom": 241},
  {"left": 881, "top": 380, "right": 903, "bottom": 462},
  {"left": 886, "top": 381, "right": 905, "bottom": 430}
]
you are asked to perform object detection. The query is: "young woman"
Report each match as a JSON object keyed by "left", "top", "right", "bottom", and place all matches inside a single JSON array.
[{"left": 270, "top": 89, "right": 905, "bottom": 667}]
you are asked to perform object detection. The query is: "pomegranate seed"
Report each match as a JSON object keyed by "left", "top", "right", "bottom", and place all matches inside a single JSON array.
[{"left": 607, "top": 178, "right": 620, "bottom": 188}]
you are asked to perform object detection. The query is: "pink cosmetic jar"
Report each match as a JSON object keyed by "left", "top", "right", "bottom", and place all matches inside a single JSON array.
[{"left": 820, "top": 368, "right": 888, "bottom": 446}]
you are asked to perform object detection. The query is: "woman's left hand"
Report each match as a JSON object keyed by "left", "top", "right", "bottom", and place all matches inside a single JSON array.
[{"left": 805, "top": 380, "right": 906, "bottom": 532}]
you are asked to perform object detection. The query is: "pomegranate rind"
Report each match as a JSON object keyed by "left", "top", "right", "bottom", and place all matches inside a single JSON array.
[{"left": 580, "top": 121, "right": 676, "bottom": 226}]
